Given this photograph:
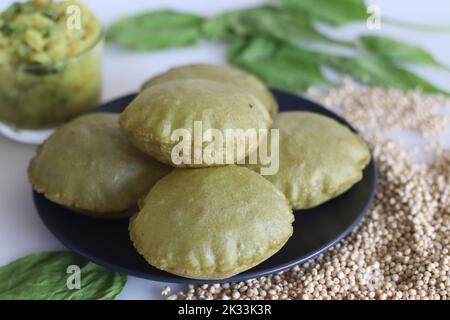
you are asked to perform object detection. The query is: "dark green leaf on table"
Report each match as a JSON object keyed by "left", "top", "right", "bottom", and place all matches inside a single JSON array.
[
  {"left": 229, "top": 36, "right": 329, "bottom": 92},
  {"left": 321, "top": 54, "right": 450, "bottom": 95},
  {"left": 0, "top": 251, "right": 127, "bottom": 300},
  {"left": 359, "top": 35, "right": 447, "bottom": 68},
  {"left": 107, "top": 10, "right": 204, "bottom": 51},
  {"left": 280, "top": 0, "right": 367, "bottom": 25}
]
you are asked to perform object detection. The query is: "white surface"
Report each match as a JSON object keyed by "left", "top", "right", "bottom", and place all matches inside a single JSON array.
[
  {"left": 0, "top": 0, "right": 449, "bottom": 300},
  {"left": 0, "top": 123, "right": 55, "bottom": 145}
]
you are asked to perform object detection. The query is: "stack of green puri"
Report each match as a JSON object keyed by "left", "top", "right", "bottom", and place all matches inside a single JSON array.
[{"left": 29, "top": 63, "right": 370, "bottom": 280}]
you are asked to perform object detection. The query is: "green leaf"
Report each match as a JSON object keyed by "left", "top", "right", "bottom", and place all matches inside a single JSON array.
[
  {"left": 201, "top": 9, "right": 242, "bottom": 41},
  {"left": 0, "top": 252, "right": 127, "bottom": 300},
  {"left": 202, "top": 6, "right": 350, "bottom": 46},
  {"left": 321, "top": 54, "right": 449, "bottom": 95},
  {"left": 280, "top": 0, "right": 367, "bottom": 25},
  {"left": 360, "top": 35, "right": 446, "bottom": 68},
  {"left": 107, "top": 10, "right": 204, "bottom": 51},
  {"left": 228, "top": 36, "right": 329, "bottom": 93}
]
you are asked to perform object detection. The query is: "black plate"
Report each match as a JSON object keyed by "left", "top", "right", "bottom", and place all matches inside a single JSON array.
[{"left": 34, "top": 89, "right": 377, "bottom": 284}]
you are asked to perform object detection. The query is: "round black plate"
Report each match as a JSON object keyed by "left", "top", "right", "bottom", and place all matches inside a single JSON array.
[{"left": 34, "top": 89, "right": 377, "bottom": 284}]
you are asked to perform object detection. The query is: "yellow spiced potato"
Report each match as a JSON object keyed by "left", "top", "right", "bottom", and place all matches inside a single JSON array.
[
  {"left": 142, "top": 64, "right": 278, "bottom": 117},
  {"left": 129, "top": 165, "right": 294, "bottom": 280},
  {"left": 248, "top": 112, "right": 371, "bottom": 210},
  {"left": 120, "top": 79, "right": 272, "bottom": 167},
  {"left": 28, "top": 113, "right": 171, "bottom": 217}
]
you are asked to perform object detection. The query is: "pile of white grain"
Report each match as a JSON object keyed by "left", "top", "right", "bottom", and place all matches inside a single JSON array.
[{"left": 164, "top": 80, "right": 450, "bottom": 300}]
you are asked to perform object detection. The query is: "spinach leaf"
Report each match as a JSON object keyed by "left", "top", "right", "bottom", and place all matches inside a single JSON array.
[
  {"left": 321, "top": 54, "right": 449, "bottom": 95},
  {"left": 107, "top": 10, "right": 204, "bottom": 51},
  {"left": 359, "top": 35, "right": 447, "bottom": 68},
  {"left": 280, "top": 0, "right": 367, "bottom": 25},
  {"left": 229, "top": 36, "right": 329, "bottom": 92},
  {"left": 202, "top": 6, "right": 347, "bottom": 45},
  {"left": 0, "top": 252, "right": 127, "bottom": 300},
  {"left": 201, "top": 9, "right": 243, "bottom": 41}
]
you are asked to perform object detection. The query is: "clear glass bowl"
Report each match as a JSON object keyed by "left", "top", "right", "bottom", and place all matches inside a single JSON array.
[{"left": 0, "top": 32, "right": 104, "bottom": 143}]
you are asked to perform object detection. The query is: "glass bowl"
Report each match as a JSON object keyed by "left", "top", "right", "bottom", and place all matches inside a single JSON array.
[{"left": 0, "top": 31, "right": 104, "bottom": 144}]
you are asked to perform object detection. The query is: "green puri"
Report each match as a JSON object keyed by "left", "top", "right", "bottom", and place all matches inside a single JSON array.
[
  {"left": 129, "top": 165, "right": 294, "bottom": 280},
  {"left": 248, "top": 112, "right": 371, "bottom": 210},
  {"left": 28, "top": 113, "right": 171, "bottom": 218},
  {"left": 120, "top": 79, "right": 272, "bottom": 167},
  {"left": 142, "top": 64, "right": 278, "bottom": 117}
]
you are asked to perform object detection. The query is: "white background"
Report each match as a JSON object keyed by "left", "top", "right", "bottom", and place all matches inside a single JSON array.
[{"left": 0, "top": 0, "right": 449, "bottom": 300}]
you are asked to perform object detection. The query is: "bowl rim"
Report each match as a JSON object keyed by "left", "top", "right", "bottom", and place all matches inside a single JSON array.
[{"left": 1, "top": 27, "right": 105, "bottom": 72}]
